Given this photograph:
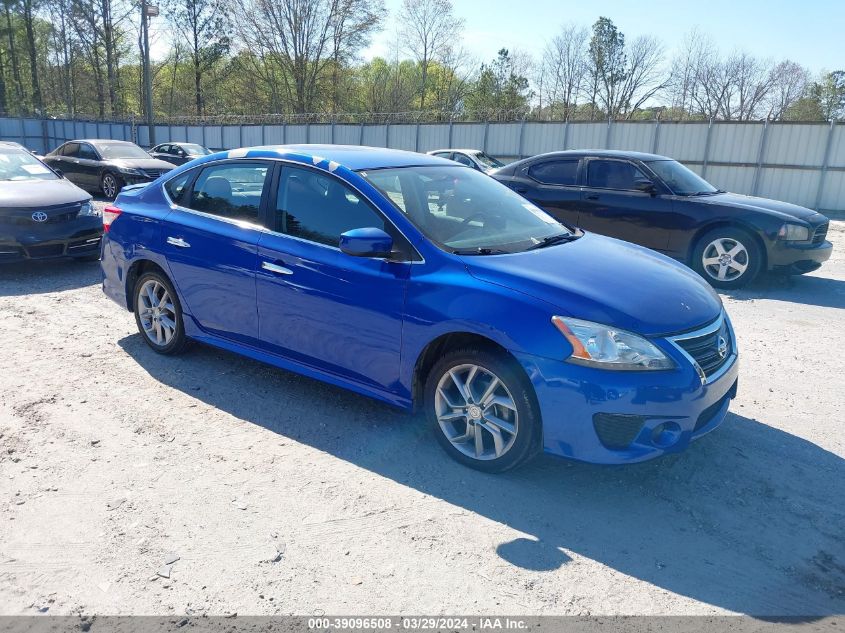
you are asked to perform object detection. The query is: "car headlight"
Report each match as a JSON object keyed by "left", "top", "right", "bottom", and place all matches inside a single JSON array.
[
  {"left": 778, "top": 223, "right": 810, "bottom": 241},
  {"left": 551, "top": 316, "right": 675, "bottom": 371},
  {"left": 118, "top": 167, "right": 143, "bottom": 176},
  {"left": 77, "top": 201, "right": 100, "bottom": 217}
]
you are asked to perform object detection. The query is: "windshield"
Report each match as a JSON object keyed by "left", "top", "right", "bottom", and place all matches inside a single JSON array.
[
  {"left": 362, "top": 165, "right": 571, "bottom": 254},
  {"left": 0, "top": 149, "right": 58, "bottom": 181},
  {"left": 182, "top": 143, "right": 211, "bottom": 156},
  {"left": 645, "top": 159, "right": 718, "bottom": 196},
  {"left": 474, "top": 152, "right": 504, "bottom": 170},
  {"left": 97, "top": 143, "right": 151, "bottom": 160}
]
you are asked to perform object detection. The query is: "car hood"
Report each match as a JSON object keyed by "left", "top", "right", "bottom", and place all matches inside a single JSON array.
[
  {"left": 463, "top": 233, "right": 722, "bottom": 337},
  {"left": 109, "top": 158, "right": 175, "bottom": 171},
  {"left": 695, "top": 191, "right": 825, "bottom": 222},
  {"left": 0, "top": 177, "right": 90, "bottom": 209}
]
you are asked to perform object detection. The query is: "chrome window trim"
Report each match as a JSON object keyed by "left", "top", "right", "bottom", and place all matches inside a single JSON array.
[
  {"left": 160, "top": 156, "right": 424, "bottom": 264},
  {"left": 666, "top": 310, "right": 737, "bottom": 385}
]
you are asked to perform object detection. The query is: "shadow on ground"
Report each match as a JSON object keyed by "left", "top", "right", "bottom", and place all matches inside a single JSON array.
[
  {"left": 119, "top": 335, "right": 845, "bottom": 617},
  {"left": 0, "top": 259, "right": 100, "bottom": 296},
  {"left": 724, "top": 273, "right": 845, "bottom": 310}
]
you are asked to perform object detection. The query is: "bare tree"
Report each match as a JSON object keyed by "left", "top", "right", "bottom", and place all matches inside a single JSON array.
[
  {"left": 538, "top": 23, "right": 588, "bottom": 119},
  {"left": 766, "top": 60, "right": 810, "bottom": 119},
  {"left": 399, "top": 0, "right": 463, "bottom": 109},
  {"left": 615, "top": 35, "right": 666, "bottom": 118}
]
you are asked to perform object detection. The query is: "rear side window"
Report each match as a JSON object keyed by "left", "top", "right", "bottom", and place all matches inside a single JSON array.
[
  {"left": 528, "top": 160, "right": 579, "bottom": 186},
  {"left": 164, "top": 171, "right": 192, "bottom": 204},
  {"left": 587, "top": 160, "right": 648, "bottom": 190},
  {"left": 275, "top": 166, "right": 386, "bottom": 247},
  {"left": 186, "top": 162, "right": 269, "bottom": 224}
]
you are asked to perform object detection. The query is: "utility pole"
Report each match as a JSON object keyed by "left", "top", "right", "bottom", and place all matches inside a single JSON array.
[{"left": 141, "top": 0, "right": 158, "bottom": 145}]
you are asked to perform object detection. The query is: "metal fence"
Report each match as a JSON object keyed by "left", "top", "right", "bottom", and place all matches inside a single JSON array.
[{"left": 2, "top": 116, "right": 843, "bottom": 212}]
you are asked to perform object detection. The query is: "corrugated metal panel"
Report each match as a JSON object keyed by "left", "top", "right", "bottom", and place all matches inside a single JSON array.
[
  {"left": 522, "top": 123, "right": 566, "bottom": 155},
  {"left": 263, "top": 125, "right": 285, "bottom": 144},
  {"left": 656, "top": 123, "right": 709, "bottom": 161},
  {"left": 451, "top": 123, "right": 486, "bottom": 150},
  {"left": 705, "top": 165, "right": 756, "bottom": 194},
  {"left": 137, "top": 126, "right": 150, "bottom": 146},
  {"left": 284, "top": 125, "right": 308, "bottom": 144},
  {"left": 361, "top": 125, "right": 388, "bottom": 147},
  {"left": 819, "top": 171, "right": 845, "bottom": 212},
  {"left": 609, "top": 122, "right": 654, "bottom": 152},
  {"left": 306, "top": 124, "right": 332, "bottom": 144},
  {"left": 242, "top": 125, "right": 263, "bottom": 146},
  {"left": 221, "top": 126, "right": 240, "bottom": 149},
  {"left": 204, "top": 125, "right": 223, "bottom": 149},
  {"left": 758, "top": 168, "right": 819, "bottom": 209},
  {"left": 389, "top": 124, "right": 417, "bottom": 150},
  {"left": 567, "top": 123, "right": 606, "bottom": 150},
  {"left": 827, "top": 124, "right": 845, "bottom": 168},
  {"left": 709, "top": 122, "right": 763, "bottom": 163},
  {"left": 187, "top": 126, "right": 204, "bottom": 145},
  {"left": 153, "top": 125, "right": 170, "bottom": 143},
  {"left": 486, "top": 123, "right": 522, "bottom": 155},
  {"left": 416, "top": 124, "right": 450, "bottom": 151},
  {"left": 764, "top": 123, "right": 828, "bottom": 166},
  {"left": 334, "top": 125, "right": 362, "bottom": 145}
]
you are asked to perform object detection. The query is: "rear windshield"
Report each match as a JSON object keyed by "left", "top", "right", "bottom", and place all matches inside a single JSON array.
[{"left": 0, "top": 149, "right": 59, "bottom": 181}]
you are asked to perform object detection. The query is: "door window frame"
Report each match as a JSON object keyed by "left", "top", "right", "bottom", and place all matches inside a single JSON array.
[
  {"left": 525, "top": 158, "right": 583, "bottom": 187},
  {"left": 583, "top": 157, "right": 652, "bottom": 193}
]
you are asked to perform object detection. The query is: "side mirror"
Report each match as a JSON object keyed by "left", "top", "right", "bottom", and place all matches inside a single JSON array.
[
  {"left": 339, "top": 227, "right": 394, "bottom": 258},
  {"left": 633, "top": 178, "right": 656, "bottom": 194}
]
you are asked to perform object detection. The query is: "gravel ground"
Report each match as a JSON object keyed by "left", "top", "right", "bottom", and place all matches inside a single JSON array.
[{"left": 0, "top": 209, "right": 843, "bottom": 617}]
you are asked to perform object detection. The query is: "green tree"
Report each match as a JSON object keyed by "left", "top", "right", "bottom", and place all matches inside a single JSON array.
[{"left": 464, "top": 48, "right": 531, "bottom": 116}]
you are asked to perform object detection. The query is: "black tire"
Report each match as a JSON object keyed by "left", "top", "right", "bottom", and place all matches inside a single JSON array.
[
  {"left": 692, "top": 226, "right": 763, "bottom": 289},
  {"left": 424, "top": 347, "right": 542, "bottom": 473},
  {"left": 133, "top": 271, "right": 189, "bottom": 355},
  {"left": 101, "top": 172, "right": 122, "bottom": 201}
]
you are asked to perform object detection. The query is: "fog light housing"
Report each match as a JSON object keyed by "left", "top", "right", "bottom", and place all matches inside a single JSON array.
[{"left": 651, "top": 421, "right": 682, "bottom": 448}]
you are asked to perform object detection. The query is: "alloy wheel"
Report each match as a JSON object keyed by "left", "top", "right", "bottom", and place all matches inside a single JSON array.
[
  {"left": 434, "top": 363, "right": 519, "bottom": 461},
  {"left": 102, "top": 174, "right": 117, "bottom": 199},
  {"left": 701, "top": 237, "right": 749, "bottom": 282},
  {"left": 137, "top": 279, "right": 177, "bottom": 347}
]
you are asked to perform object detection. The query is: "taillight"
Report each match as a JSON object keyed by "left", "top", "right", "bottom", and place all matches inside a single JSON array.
[{"left": 103, "top": 205, "right": 122, "bottom": 232}]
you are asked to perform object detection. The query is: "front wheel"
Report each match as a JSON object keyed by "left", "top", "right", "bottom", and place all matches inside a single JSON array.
[
  {"left": 424, "top": 348, "right": 542, "bottom": 473},
  {"left": 133, "top": 272, "right": 188, "bottom": 355},
  {"left": 101, "top": 172, "right": 122, "bottom": 201},
  {"left": 692, "top": 227, "right": 763, "bottom": 289}
]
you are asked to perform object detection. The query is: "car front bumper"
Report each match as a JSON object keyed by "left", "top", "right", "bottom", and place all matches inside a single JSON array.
[
  {"left": 768, "top": 239, "right": 832, "bottom": 274},
  {"left": 0, "top": 216, "right": 103, "bottom": 262},
  {"left": 514, "top": 333, "right": 739, "bottom": 464}
]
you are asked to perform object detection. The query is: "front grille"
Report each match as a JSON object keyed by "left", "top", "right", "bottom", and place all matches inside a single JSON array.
[
  {"left": 673, "top": 319, "right": 732, "bottom": 379},
  {"left": 812, "top": 222, "right": 828, "bottom": 245},
  {"left": 593, "top": 413, "right": 645, "bottom": 450},
  {"left": 0, "top": 204, "right": 80, "bottom": 225},
  {"left": 141, "top": 169, "right": 168, "bottom": 179}
]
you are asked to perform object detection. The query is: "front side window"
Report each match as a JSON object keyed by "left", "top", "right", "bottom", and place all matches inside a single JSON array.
[
  {"left": 474, "top": 152, "right": 504, "bottom": 169},
  {"left": 452, "top": 153, "right": 475, "bottom": 168},
  {"left": 187, "top": 162, "right": 269, "bottom": 224},
  {"left": 645, "top": 159, "right": 718, "bottom": 196},
  {"left": 276, "top": 166, "right": 386, "bottom": 247},
  {"left": 363, "top": 165, "right": 569, "bottom": 254},
  {"left": 529, "top": 160, "right": 579, "bottom": 186},
  {"left": 77, "top": 143, "right": 98, "bottom": 160},
  {"left": 0, "top": 149, "right": 59, "bottom": 181},
  {"left": 587, "top": 160, "right": 648, "bottom": 191}
]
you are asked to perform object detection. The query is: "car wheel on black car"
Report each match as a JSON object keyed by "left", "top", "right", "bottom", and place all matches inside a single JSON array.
[
  {"left": 101, "top": 172, "right": 122, "bottom": 201},
  {"left": 134, "top": 271, "right": 189, "bottom": 355},
  {"left": 693, "top": 227, "right": 762, "bottom": 289},
  {"left": 425, "top": 347, "right": 541, "bottom": 472}
]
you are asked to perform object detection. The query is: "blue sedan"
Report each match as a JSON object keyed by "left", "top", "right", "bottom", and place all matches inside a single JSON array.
[{"left": 100, "top": 145, "right": 738, "bottom": 472}]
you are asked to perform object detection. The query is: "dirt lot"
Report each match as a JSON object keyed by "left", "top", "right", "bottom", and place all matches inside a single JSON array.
[{"left": 1, "top": 214, "right": 843, "bottom": 617}]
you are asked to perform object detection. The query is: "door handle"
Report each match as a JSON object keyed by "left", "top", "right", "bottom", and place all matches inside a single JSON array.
[
  {"left": 166, "top": 236, "right": 191, "bottom": 248},
  {"left": 262, "top": 261, "right": 293, "bottom": 275},
  {"left": 585, "top": 194, "right": 599, "bottom": 200}
]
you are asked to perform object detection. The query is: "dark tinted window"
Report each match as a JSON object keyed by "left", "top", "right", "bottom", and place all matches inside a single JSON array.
[
  {"left": 187, "top": 162, "right": 268, "bottom": 224},
  {"left": 528, "top": 160, "right": 579, "bottom": 185},
  {"left": 276, "top": 166, "right": 386, "bottom": 247},
  {"left": 61, "top": 142, "right": 80, "bottom": 157},
  {"left": 165, "top": 170, "right": 192, "bottom": 204},
  {"left": 587, "top": 159, "right": 648, "bottom": 190},
  {"left": 452, "top": 153, "right": 475, "bottom": 167},
  {"left": 77, "top": 143, "right": 98, "bottom": 160},
  {"left": 157, "top": 144, "right": 171, "bottom": 154}
]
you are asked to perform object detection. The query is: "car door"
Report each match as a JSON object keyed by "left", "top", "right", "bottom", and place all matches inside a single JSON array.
[
  {"left": 161, "top": 160, "right": 272, "bottom": 345},
  {"left": 75, "top": 142, "right": 101, "bottom": 189},
  {"left": 512, "top": 158, "right": 583, "bottom": 228},
  {"left": 49, "top": 142, "right": 83, "bottom": 185},
  {"left": 256, "top": 164, "right": 411, "bottom": 393},
  {"left": 577, "top": 157, "right": 672, "bottom": 252}
]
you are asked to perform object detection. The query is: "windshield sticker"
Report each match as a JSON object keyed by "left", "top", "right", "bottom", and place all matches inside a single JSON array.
[{"left": 22, "top": 163, "right": 51, "bottom": 174}]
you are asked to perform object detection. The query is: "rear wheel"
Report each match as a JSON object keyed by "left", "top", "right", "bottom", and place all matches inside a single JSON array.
[
  {"left": 133, "top": 272, "right": 188, "bottom": 355},
  {"left": 692, "top": 227, "right": 762, "bottom": 289},
  {"left": 424, "top": 347, "right": 541, "bottom": 472},
  {"left": 101, "top": 172, "right": 122, "bottom": 201}
]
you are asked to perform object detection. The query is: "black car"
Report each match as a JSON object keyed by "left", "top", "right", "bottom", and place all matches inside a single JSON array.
[
  {"left": 43, "top": 139, "right": 174, "bottom": 201},
  {"left": 0, "top": 141, "right": 101, "bottom": 262},
  {"left": 148, "top": 141, "right": 212, "bottom": 166},
  {"left": 492, "top": 150, "right": 832, "bottom": 288}
]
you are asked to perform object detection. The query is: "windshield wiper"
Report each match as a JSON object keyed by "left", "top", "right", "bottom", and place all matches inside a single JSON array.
[
  {"left": 452, "top": 247, "right": 509, "bottom": 255},
  {"left": 686, "top": 190, "right": 721, "bottom": 197},
  {"left": 525, "top": 232, "right": 580, "bottom": 250}
]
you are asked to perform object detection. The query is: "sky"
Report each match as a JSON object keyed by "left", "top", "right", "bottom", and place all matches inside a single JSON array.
[{"left": 363, "top": 0, "right": 844, "bottom": 74}]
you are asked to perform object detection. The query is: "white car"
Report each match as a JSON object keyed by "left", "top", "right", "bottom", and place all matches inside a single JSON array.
[{"left": 426, "top": 149, "right": 506, "bottom": 173}]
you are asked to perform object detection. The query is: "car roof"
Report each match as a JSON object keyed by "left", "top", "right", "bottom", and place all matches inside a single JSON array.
[
  {"left": 215, "top": 144, "right": 456, "bottom": 171},
  {"left": 0, "top": 141, "right": 26, "bottom": 150},
  {"left": 428, "top": 149, "right": 482, "bottom": 155},
  {"left": 527, "top": 149, "right": 670, "bottom": 162},
  {"left": 68, "top": 139, "right": 136, "bottom": 146}
]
